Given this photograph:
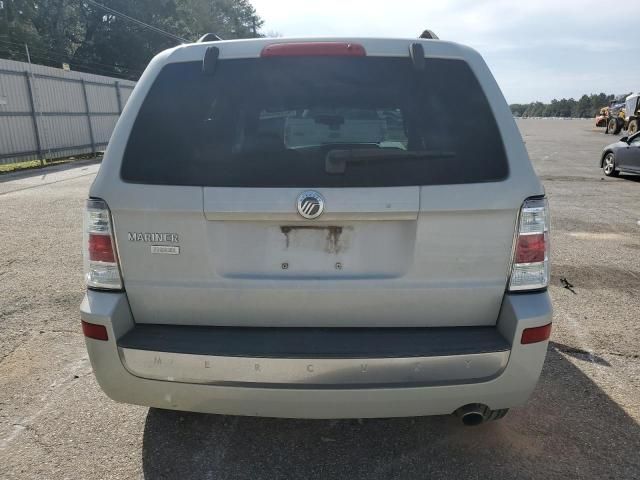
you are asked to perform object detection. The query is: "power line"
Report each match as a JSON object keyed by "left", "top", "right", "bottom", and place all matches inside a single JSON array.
[
  {"left": 0, "top": 45, "right": 140, "bottom": 79},
  {"left": 0, "top": 47, "right": 141, "bottom": 78},
  {"left": 83, "top": 0, "right": 190, "bottom": 44},
  {"left": 0, "top": 39, "right": 143, "bottom": 74},
  {"left": 0, "top": 39, "right": 143, "bottom": 71}
]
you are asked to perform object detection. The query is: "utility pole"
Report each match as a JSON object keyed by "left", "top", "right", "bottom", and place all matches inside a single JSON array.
[{"left": 24, "top": 43, "right": 49, "bottom": 165}]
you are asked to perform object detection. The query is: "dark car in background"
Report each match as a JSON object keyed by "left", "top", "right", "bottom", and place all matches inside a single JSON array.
[{"left": 601, "top": 132, "right": 640, "bottom": 176}]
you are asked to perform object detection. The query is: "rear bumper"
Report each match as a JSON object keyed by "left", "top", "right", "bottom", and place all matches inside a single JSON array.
[
  {"left": 81, "top": 290, "right": 552, "bottom": 418},
  {"left": 117, "top": 323, "right": 511, "bottom": 387}
]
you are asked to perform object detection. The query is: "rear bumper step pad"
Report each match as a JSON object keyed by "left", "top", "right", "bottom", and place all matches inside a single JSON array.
[{"left": 118, "top": 325, "right": 510, "bottom": 388}]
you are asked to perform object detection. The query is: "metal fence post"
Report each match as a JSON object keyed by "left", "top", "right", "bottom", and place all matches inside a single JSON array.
[
  {"left": 115, "top": 81, "right": 122, "bottom": 114},
  {"left": 23, "top": 71, "right": 44, "bottom": 165},
  {"left": 80, "top": 79, "right": 96, "bottom": 154}
]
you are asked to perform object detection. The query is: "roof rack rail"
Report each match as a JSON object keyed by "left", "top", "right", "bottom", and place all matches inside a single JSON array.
[
  {"left": 419, "top": 30, "right": 439, "bottom": 40},
  {"left": 198, "top": 33, "right": 223, "bottom": 43}
]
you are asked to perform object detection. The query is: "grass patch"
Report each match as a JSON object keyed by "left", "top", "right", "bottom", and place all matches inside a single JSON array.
[
  {"left": 0, "top": 159, "right": 43, "bottom": 173},
  {"left": 0, "top": 154, "right": 102, "bottom": 175}
]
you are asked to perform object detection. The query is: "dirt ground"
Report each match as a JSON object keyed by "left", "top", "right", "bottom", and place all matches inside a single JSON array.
[{"left": 0, "top": 119, "right": 638, "bottom": 479}]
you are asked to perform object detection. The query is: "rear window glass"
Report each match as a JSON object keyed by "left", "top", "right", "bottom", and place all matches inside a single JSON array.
[{"left": 121, "top": 56, "right": 508, "bottom": 187}]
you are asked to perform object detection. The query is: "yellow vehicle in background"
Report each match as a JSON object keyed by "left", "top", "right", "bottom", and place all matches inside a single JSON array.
[
  {"left": 595, "top": 97, "right": 626, "bottom": 133},
  {"left": 594, "top": 106, "right": 609, "bottom": 128},
  {"left": 598, "top": 94, "right": 639, "bottom": 135}
]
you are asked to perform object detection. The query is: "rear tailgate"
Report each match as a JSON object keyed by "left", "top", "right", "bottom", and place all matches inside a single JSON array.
[
  {"left": 110, "top": 186, "right": 516, "bottom": 327},
  {"left": 96, "top": 39, "right": 539, "bottom": 328}
]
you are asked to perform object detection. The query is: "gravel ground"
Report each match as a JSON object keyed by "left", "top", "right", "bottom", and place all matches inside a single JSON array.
[{"left": 0, "top": 119, "right": 638, "bottom": 479}]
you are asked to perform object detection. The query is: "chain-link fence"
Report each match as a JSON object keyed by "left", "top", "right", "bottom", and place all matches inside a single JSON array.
[{"left": 0, "top": 58, "right": 136, "bottom": 165}]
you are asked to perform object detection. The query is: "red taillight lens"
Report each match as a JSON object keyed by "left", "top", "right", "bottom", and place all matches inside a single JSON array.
[
  {"left": 88, "top": 234, "right": 116, "bottom": 263},
  {"left": 81, "top": 320, "right": 109, "bottom": 341},
  {"left": 509, "top": 197, "right": 550, "bottom": 291},
  {"left": 84, "top": 199, "right": 123, "bottom": 290},
  {"left": 515, "top": 233, "right": 546, "bottom": 263},
  {"left": 521, "top": 323, "right": 552, "bottom": 344},
  {"left": 261, "top": 42, "right": 366, "bottom": 57}
]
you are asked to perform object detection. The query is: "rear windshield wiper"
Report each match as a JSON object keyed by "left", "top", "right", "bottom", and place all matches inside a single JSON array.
[{"left": 325, "top": 148, "right": 456, "bottom": 174}]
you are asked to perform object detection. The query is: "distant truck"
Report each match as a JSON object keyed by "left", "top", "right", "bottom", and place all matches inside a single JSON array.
[
  {"left": 598, "top": 93, "right": 640, "bottom": 135},
  {"left": 595, "top": 96, "right": 626, "bottom": 133},
  {"left": 621, "top": 93, "right": 639, "bottom": 135}
]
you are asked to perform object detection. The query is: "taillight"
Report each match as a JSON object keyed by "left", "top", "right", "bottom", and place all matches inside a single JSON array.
[
  {"left": 83, "top": 198, "right": 123, "bottom": 290},
  {"left": 261, "top": 42, "right": 366, "bottom": 57},
  {"left": 508, "top": 197, "right": 549, "bottom": 292}
]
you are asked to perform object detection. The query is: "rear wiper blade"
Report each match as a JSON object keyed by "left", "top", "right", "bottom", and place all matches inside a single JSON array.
[{"left": 325, "top": 148, "right": 456, "bottom": 174}]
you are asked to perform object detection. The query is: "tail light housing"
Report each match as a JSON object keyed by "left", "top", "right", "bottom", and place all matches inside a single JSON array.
[
  {"left": 83, "top": 198, "right": 123, "bottom": 290},
  {"left": 508, "top": 197, "right": 549, "bottom": 291}
]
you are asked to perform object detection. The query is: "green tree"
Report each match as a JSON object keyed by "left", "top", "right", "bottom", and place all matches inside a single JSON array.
[
  {"left": 509, "top": 104, "right": 527, "bottom": 117},
  {"left": 0, "top": 0, "right": 81, "bottom": 62},
  {"left": 511, "top": 93, "right": 619, "bottom": 118},
  {"left": 0, "top": 0, "right": 264, "bottom": 79},
  {"left": 573, "top": 95, "right": 592, "bottom": 118}
]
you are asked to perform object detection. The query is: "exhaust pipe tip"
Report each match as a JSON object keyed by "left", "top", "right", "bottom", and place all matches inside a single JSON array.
[
  {"left": 454, "top": 403, "right": 490, "bottom": 426},
  {"left": 461, "top": 411, "right": 485, "bottom": 426}
]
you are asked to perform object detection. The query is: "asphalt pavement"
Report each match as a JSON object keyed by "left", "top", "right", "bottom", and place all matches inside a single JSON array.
[{"left": 0, "top": 119, "right": 638, "bottom": 479}]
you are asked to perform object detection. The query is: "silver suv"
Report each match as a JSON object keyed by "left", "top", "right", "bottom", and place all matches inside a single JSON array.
[{"left": 80, "top": 36, "right": 552, "bottom": 425}]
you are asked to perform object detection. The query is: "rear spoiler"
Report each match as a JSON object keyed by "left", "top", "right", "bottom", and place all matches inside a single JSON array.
[{"left": 201, "top": 32, "right": 437, "bottom": 75}]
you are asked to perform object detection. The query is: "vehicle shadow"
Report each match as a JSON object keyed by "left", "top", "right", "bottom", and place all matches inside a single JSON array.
[
  {"left": 141, "top": 345, "right": 640, "bottom": 479},
  {"left": 551, "top": 341, "right": 611, "bottom": 366},
  {"left": 618, "top": 173, "right": 640, "bottom": 183}
]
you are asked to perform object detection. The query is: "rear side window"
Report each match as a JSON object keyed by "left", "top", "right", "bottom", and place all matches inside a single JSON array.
[{"left": 121, "top": 56, "right": 508, "bottom": 187}]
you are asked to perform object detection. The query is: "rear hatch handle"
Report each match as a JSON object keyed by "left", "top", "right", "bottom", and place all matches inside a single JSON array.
[{"left": 203, "top": 186, "right": 420, "bottom": 221}]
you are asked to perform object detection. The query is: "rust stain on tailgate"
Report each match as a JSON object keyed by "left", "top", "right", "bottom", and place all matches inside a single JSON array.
[{"left": 280, "top": 226, "right": 350, "bottom": 253}]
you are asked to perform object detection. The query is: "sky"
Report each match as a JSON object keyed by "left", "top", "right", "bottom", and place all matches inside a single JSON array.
[{"left": 251, "top": 0, "right": 639, "bottom": 104}]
